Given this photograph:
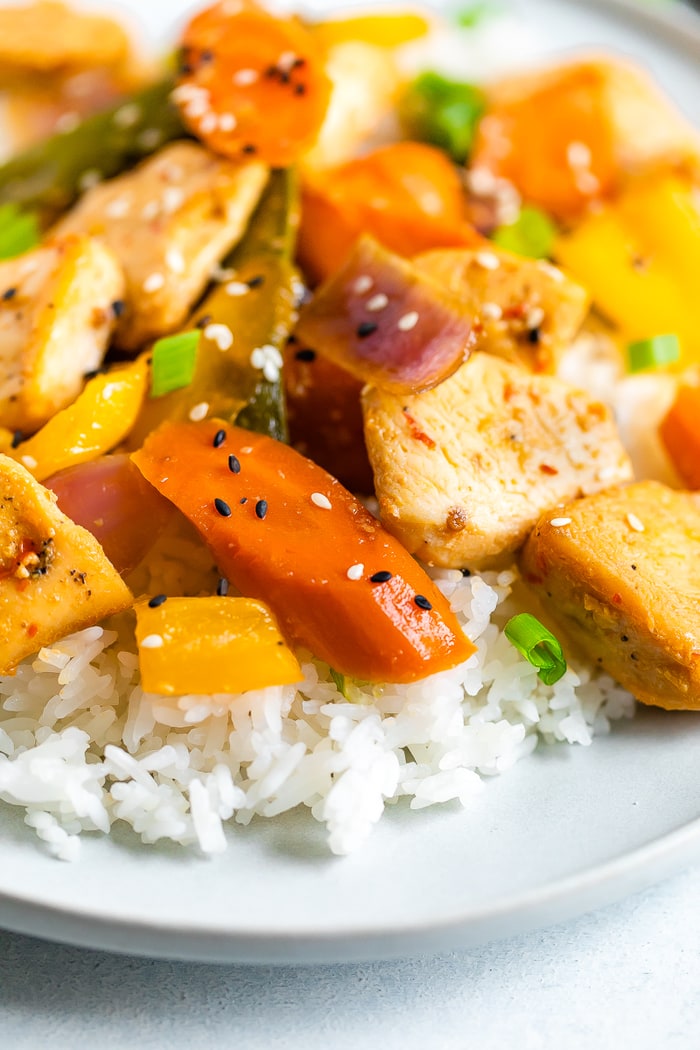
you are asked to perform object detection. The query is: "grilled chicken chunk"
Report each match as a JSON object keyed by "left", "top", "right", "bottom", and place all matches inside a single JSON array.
[
  {"left": 53, "top": 142, "right": 268, "bottom": 350},
  {"left": 520, "top": 482, "right": 700, "bottom": 710},
  {"left": 0, "top": 455, "right": 132, "bottom": 673},
  {"left": 415, "top": 248, "right": 589, "bottom": 374},
  {"left": 363, "top": 352, "right": 632, "bottom": 567},
  {"left": 0, "top": 234, "right": 124, "bottom": 433}
]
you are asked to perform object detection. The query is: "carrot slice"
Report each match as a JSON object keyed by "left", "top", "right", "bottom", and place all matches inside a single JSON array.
[
  {"left": 131, "top": 421, "right": 474, "bottom": 683},
  {"left": 175, "top": 0, "right": 332, "bottom": 167},
  {"left": 659, "top": 384, "right": 700, "bottom": 488}
]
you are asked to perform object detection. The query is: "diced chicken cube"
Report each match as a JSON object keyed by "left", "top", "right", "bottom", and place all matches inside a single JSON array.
[
  {"left": 520, "top": 481, "right": 700, "bottom": 710},
  {"left": 415, "top": 248, "right": 589, "bottom": 374},
  {"left": 0, "top": 233, "right": 124, "bottom": 433},
  {"left": 53, "top": 142, "right": 269, "bottom": 350},
  {"left": 0, "top": 455, "right": 132, "bottom": 673},
  {"left": 362, "top": 352, "right": 632, "bottom": 567}
]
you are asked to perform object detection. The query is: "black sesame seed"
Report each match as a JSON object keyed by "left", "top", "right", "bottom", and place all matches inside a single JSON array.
[
  {"left": 247, "top": 274, "right": 265, "bottom": 289},
  {"left": 295, "top": 348, "right": 316, "bottom": 362},
  {"left": 242, "top": 143, "right": 257, "bottom": 154},
  {"left": 83, "top": 368, "right": 101, "bottom": 381},
  {"left": 461, "top": 568, "right": 471, "bottom": 577},
  {"left": 631, "top": 564, "right": 637, "bottom": 571},
  {"left": 240, "top": 497, "right": 248, "bottom": 504},
  {"left": 279, "top": 71, "right": 291, "bottom": 85},
  {"left": 630, "top": 652, "right": 639, "bottom": 661},
  {"left": 214, "top": 497, "right": 232, "bottom": 517},
  {"left": 200, "top": 49, "right": 214, "bottom": 63},
  {"left": 255, "top": 499, "right": 268, "bottom": 520},
  {"left": 111, "top": 298, "right": 125, "bottom": 318},
  {"left": 294, "top": 83, "right": 306, "bottom": 96},
  {"left": 213, "top": 429, "right": 226, "bottom": 448},
  {"left": 195, "top": 314, "right": 212, "bottom": 329},
  {"left": 2, "top": 287, "right": 17, "bottom": 301},
  {"left": 414, "top": 595, "right": 432, "bottom": 611},
  {"left": 148, "top": 593, "right": 168, "bottom": 608},
  {"left": 527, "top": 326, "right": 541, "bottom": 345},
  {"left": 370, "top": 571, "right": 392, "bottom": 583},
  {"left": 10, "top": 430, "right": 24, "bottom": 449},
  {"left": 264, "top": 64, "right": 278, "bottom": 78},
  {"left": 228, "top": 454, "right": 241, "bottom": 474},
  {"left": 180, "top": 62, "right": 193, "bottom": 75},
  {"left": 357, "top": 321, "right": 378, "bottom": 338},
  {"left": 621, "top": 634, "right": 629, "bottom": 642},
  {"left": 217, "top": 577, "right": 229, "bottom": 597}
]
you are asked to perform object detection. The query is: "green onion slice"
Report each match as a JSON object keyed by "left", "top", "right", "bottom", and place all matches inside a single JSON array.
[
  {"left": 492, "top": 206, "right": 557, "bottom": 259},
  {"left": 627, "top": 333, "right": 680, "bottom": 373},
  {"left": 329, "top": 668, "right": 348, "bottom": 699},
  {"left": 399, "top": 72, "right": 486, "bottom": 164},
  {"left": 0, "top": 202, "right": 40, "bottom": 260},
  {"left": 150, "top": 330, "right": 200, "bottom": 398},
  {"left": 504, "top": 613, "right": 567, "bottom": 685}
]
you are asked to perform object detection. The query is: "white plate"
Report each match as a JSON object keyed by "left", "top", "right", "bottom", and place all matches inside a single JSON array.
[{"left": 1, "top": 0, "right": 700, "bottom": 964}]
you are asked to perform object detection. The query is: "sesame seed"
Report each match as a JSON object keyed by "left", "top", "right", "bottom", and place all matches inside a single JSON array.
[
  {"left": 311, "top": 492, "right": 332, "bottom": 510},
  {"left": 162, "top": 186, "right": 185, "bottom": 213},
  {"left": 114, "top": 102, "right": 142, "bottom": 128},
  {"left": 278, "top": 50, "right": 298, "bottom": 71},
  {"left": 366, "top": 293, "right": 388, "bottom": 312},
  {"left": 526, "top": 306, "right": 545, "bottom": 329},
  {"left": 550, "top": 517, "right": 572, "bottom": 527},
  {"left": 626, "top": 512, "right": 645, "bottom": 533},
  {"left": 165, "top": 248, "right": 186, "bottom": 274},
  {"left": 353, "top": 275, "right": 373, "bottom": 295},
  {"left": 370, "top": 571, "right": 392, "bottom": 584},
  {"left": 346, "top": 563, "right": 364, "bottom": 580},
  {"left": 143, "top": 272, "right": 165, "bottom": 293},
  {"left": 247, "top": 275, "right": 265, "bottom": 289},
  {"left": 228, "top": 454, "right": 241, "bottom": 473},
  {"left": 78, "top": 168, "right": 101, "bottom": 192},
  {"left": 213, "top": 429, "right": 226, "bottom": 448},
  {"left": 397, "top": 311, "right": 419, "bottom": 332},
  {"left": 575, "top": 170, "right": 600, "bottom": 195},
  {"left": 242, "top": 144, "right": 257, "bottom": 154},
  {"left": 188, "top": 401, "right": 209, "bottom": 422},
  {"left": 357, "top": 321, "right": 378, "bottom": 338},
  {"left": 255, "top": 499, "right": 268, "bottom": 519},
  {"left": 203, "top": 323, "right": 234, "bottom": 351},
  {"left": 105, "top": 195, "right": 131, "bottom": 219},
  {"left": 233, "top": 68, "right": 259, "bottom": 86},
  {"left": 475, "top": 251, "right": 501, "bottom": 271},
  {"left": 218, "top": 113, "right": 237, "bottom": 132},
  {"left": 567, "top": 140, "right": 592, "bottom": 169},
  {"left": 2, "top": 287, "right": 17, "bottom": 301},
  {"left": 20, "top": 455, "right": 38, "bottom": 470},
  {"left": 217, "top": 577, "right": 229, "bottom": 596},
  {"left": 211, "top": 265, "right": 235, "bottom": 282},
  {"left": 148, "top": 594, "right": 168, "bottom": 608},
  {"left": 141, "top": 200, "right": 160, "bottom": 221},
  {"left": 138, "top": 127, "right": 163, "bottom": 150},
  {"left": 414, "top": 595, "right": 432, "bottom": 611},
  {"left": 225, "top": 281, "right": 250, "bottom": 296},
  {"left": 199, "top": 113, "right": 218, "bottom": 135},
  {"left": 10, "top": 430, "right": 24, "bottom": 449},
  {"left": 140, "top": 634, "right": 164, "bottom": 649},
  {"left": 214, "top": 497, "right": 232, "bottom": 517},
  {"left": 481, "top": 302, "right": 503, "bottom": 321},
  {"left": 240, "top": 497, "right": 248, "bottom": 504},
  {"left": 539, "top": 261, "right": 565, "bottom": 282},
  {"left": 195, "top": 314, "right": 212, "bottom": 329},
  {"left": 295, "top": 348, "right": 316, "bottom": 362},
  {"left": 56, "top": 111, "right": 80, "bottom": 134}
]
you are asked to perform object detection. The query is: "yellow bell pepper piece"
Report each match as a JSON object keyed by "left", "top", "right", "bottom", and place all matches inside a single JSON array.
[
  {"left": 11, "top": 356, "right": 148, "bottom": 481},
  {"left": 312, "top": 10, "right": 431, "bottom": 50},
  {"left": 555, "top": 174, "right": 700, "bottom": 367},
  {"left": 134, "top": 596, "right": 303, "bottom": 697}
]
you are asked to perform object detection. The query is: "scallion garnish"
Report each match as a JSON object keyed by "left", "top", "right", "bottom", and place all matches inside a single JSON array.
[
  {"left": 492, "top": 206, "right": 557, "bottom": 259},
  {"left": 0, "top": 203, "right": 40, "bottom": 260},
  {"left": 399, "top": 72, "right": 486, "bottom": 164},
  {"left": 150, "top": 330, "right": 200, "bottom": 398},
  {"left": 330, "top": 668, "right": 349, "bottom": 698},
  {"left": 504, "top": 613, "right": 567, "bottom": 685},
  {"left": 627, "top": 333, "right": 680, "bottom": 374}
]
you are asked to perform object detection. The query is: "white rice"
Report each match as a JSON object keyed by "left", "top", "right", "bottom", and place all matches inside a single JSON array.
[{"left": 0, "top": 566, "right": 634, "bottom": 860}]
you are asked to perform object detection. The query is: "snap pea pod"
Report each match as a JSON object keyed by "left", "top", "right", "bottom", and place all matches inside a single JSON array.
[
  {"left": 0, "top": 76, "right": 185, "bottom": 225},
  {"left": 129, "top": 167, "right": 300, "bottom": 447}
]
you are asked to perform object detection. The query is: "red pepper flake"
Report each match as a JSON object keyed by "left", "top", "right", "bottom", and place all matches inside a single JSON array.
[
  {"left": 402, "top": 410, "right": 436, "bottom": 450},
  {"left": 539, "top": 464, "right": 558, "bottom": 475},
  {"left": 611, "top": 593, "right": 622, "bottom": 605},
  {"left": 27, "top": 623, "right": 38, "bottom": 639}
]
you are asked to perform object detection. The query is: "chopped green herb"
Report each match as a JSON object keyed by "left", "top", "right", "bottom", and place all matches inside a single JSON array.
[
  {"left": 399, "top": 71, "right": 486, "bottom": 164},
  {"left": 492, "top": 206, "right": 557, "bottom": 259},
  {"left": 330, "top": 668, "right": 349, "bottom": 698},
  {"left": 150, "top": 331, "right": 200, "bottom": 398},
  {"left": 627, "top": 333, "right": 680, "bottom": 373},
  {"left": 504, "top": 613, "right": 567, "bottom": 685},
  {"left": 0, "top": 203, "right": 40, "bottom": 260}
]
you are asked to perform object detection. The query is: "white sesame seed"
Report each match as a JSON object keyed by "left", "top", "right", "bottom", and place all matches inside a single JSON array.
[
  {"left": 262, "top": 360, "right": 280, "bottom": 383},
  {"left": 353, "top": 275, "right": 373, "bottom": 295},
  {"left": 481, "top": 302, "right": 503, "bottom": 321},
  {"left": 575, "top": 170, "right": 600, "bottom": 195},
  {"left": 55, "top": 111, "right": 80, "bottom": 134},
  {"left": 218, "top": 113, "right": 237, "bottom": 132},
  {"left": 526, "top": 306, "right": 545, "bottom": 330},
  {"left": 203, "top": 323, "right": 233, "bottom": 351},
  {"left": 626, "top": 512, "right": 645, "bottom": 533},
  {"left": 137, "top": 127, "right": 163, "bottom": 151},
  {"left": 366, "top": 293, "right": 388, "bottom": 312},
  {"left": 225, "top": 281, "right": 250, "bottom": 296},
  {"left": 539, "top": 261, "right": 565, "bottom": 282},
  {"left": 171, "top": 84, "right": 202, "bottom": 104},
  {"left": 143, "top": 272, "right": 165, "bottom": 293},
  {"left": 140, "top": 634, "right": 164, "bottom": 649},
  {"left": 466, "top": 166, "right": 498, "bottom": 196},
  {"left": 567, "top": 140, "right": 592, "bottom": 169},
  {"left": 311, "top": 492, "right": 332, "bottom": 510},
  {"left": 165, "top": 248, "right": 186, "bottom": 274},
  {"left": 250, "top": 347, "right": 266, "bottom": 370},
  {"left": 20, "top": 455, "right": 38, "bottom": 470},
  {"left": 233, "top": 68, "right": 259, "bottom": 86},
  {"left": 475, "top": 251, "right": 501, "bottom": 271},
  {"left": 211, "top": 265, "right": 235, "bottom": 282},
  {"left": 199, "top": 113, "right": 218, "bottom": 135},
  {"left": 397, "top": 311, "right": 419, "bottom": 332},
  {"left": 78, "top": 168, "right": 101, "bottom": 192},
  {"left": 105, "top": 196, "right": 131, "bottom": 219},
  {"left": 162, "top": 187, "right": 184, "bottom": 213},
  {"left": 113, "top": 102, "right": 142, "bottom": 129},
  {"left": 346, "top": 563, "right": 364, "bottom": 580},
  {"left": 188, "top": 402, "right": 209, "bottom": 422},
  {"left": 141, "top": 200, "right": 160, "bottom": 221},
  {"left": 278, "top": 50, "right": 298, "bottom": 72},
  {"left": 550, "top": 517, "right": 572, "bottom": 527}
]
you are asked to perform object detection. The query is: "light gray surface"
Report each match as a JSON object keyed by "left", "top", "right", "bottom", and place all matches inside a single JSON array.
[{"left": 1, "top": 867, "right": 700, "bottom": 1049}]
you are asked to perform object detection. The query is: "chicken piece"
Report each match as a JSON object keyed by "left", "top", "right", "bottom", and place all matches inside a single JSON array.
[
  {"left": 53, "top": 142, "right": 269, "bottom": 350},
  {"left": 415, "top": 248, "right": 589, "bottom": 373},
  {"left": 0, "top": 455, "right": 132, "bottom": 674},
  {"left": 0, "top": 234, "right": 124, "bottom": 434},
  {"left": 520, "top": 482, "right": 700, "bottom": 710},
  {"left": 362, "top": 352, "right": 632, "bottom": 567}
]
